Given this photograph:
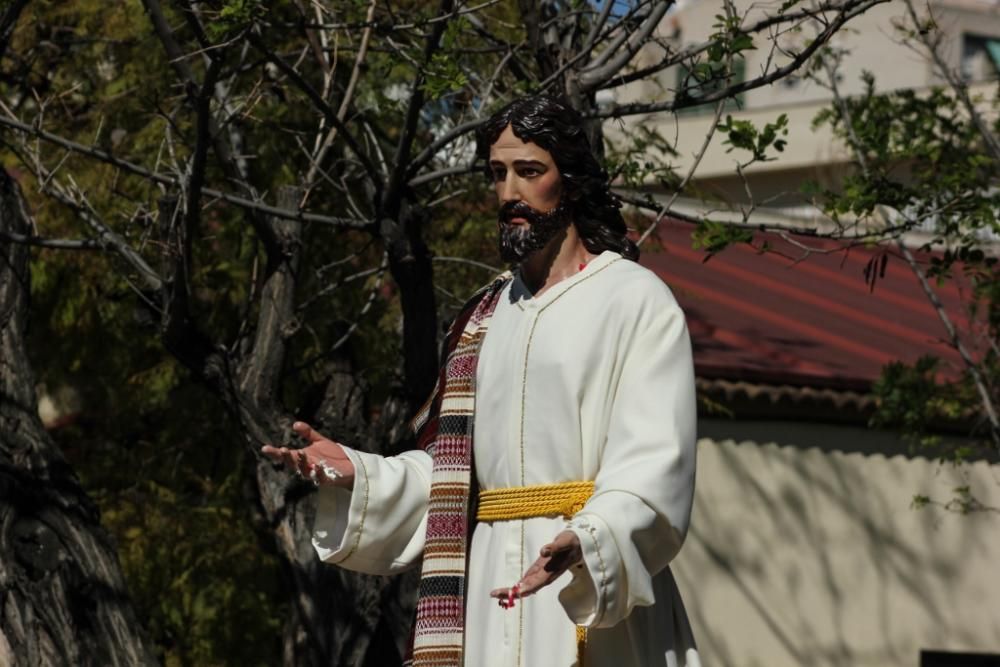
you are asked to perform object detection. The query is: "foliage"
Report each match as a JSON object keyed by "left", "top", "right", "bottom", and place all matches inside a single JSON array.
[
  {"left": 690, "top": 220, "right": 754, "bottom": 257},
  {"left": 813, "top": 75, "right": 1000, "bottom": 235},
  {"left": 807, "top": 40, "right": 1000, "bottom": 502},
  {"left": 720, "top": 112, "right": 788, "bottom": 164},
  {"left": 30, "top": 247, "right": 285, "bottom": 665},
  {"left": 99, "top": 472, "right": 284, "bottom": 667},
  {"left": 605, "top": 125, "right": 682, "bottom": 192}
]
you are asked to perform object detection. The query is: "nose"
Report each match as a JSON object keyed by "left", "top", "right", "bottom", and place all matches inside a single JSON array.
[{"left": 499, "top": 173, "right": 520, "bottom": 203}]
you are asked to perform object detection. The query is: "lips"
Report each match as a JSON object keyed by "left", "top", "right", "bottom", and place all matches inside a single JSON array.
[
  {"left": 496, "top": 199, "right": 570, "bottom": 263},
  {"left": 499, "top": 201, "right": 542, "bottom": 225}
]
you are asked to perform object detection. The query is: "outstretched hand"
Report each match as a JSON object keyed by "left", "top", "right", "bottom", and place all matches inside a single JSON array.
[
  {"left": 490, "top": 530, "right": 583, "bottom": 606},
  {"left": 261, "top": 421, "right": 355, "bottom": 490}
]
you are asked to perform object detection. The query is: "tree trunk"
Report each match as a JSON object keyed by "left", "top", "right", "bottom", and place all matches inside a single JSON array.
[
  {"left": 383, "top": 199, "right": 439, "bottom": 411},
  {"left": 205, "top": 187, "right": 416, "bottom": 667},
  {"left": 0, "top": 169, "right": 157, "bottom": 666}
]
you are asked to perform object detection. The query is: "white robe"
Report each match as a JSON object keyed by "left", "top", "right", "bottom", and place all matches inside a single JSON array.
[{"left": 313, "top": 250, "right": 700, "bottom": 667}]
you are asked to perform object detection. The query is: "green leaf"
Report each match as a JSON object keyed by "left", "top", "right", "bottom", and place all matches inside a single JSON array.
[{"left": 691, "top": 221, "right": 754, "bottom": 256}]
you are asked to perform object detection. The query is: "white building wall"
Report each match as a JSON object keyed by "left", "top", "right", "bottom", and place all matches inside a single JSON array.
[
  {"left": 606, "top": 0, "right": 1000, "bottom": 228},
  {"left": 620, "top": 0, "right": 1000, "bottom": 112},
  {"left": 672, "top": 419, "right": 1000, "bottom": 666}
]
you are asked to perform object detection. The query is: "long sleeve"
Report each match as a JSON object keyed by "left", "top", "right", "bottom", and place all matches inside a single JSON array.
[
  {"left": 559, "top": 290, "right": 697, "bottom": 629},
  {"left": 311, "top": 447, "right": 432, "bottom": 575}
]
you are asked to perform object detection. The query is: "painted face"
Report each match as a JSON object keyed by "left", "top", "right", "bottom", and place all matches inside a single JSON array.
[{"left": 488, "top": 125, "right": 569, "bottom": 263}]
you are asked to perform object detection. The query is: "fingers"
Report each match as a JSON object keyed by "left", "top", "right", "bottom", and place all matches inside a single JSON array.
[
  {"left": 491, "top": 568, "right": 546, "bottom": 605},
  {"left": 293, "top": 421, "right": 326, "bottom": 444},
  {"left": 259, "top": 444, "right": 311, "bottom": 478},
  {"left": 488, "top": 563, "right": 552, "bottom": 604},
  {"left": 539, "top": 541, "right": 566, "bottom": 558},
  {"left": 540, "top": 531, "right": 582, "bottom": 572},
  {"left": 490, "top": 583, "right": 523, "bottom": 610},
  {"left": 540, "top": 530, "right": 578, "bottom": 557},
  {"left": 261, "top": 422, "right": 327, "bottom": 470},
  {"left": 295, "top": 450, "right": 312, "bottom": 479},
  {"left": 489, "top": 531, "right": 585, "bottom": 608},
  {"left": 261, "top": 424, "right": 351, "bottom": 488},
  {"left": 260, "top": 445, "right": 283, "bottom": 462},
  {"left": 282, "top": 450, "right": 299, "bottom": 472},
  {"left": 514, "top": 567, "right": 550, "bottom": 598}
]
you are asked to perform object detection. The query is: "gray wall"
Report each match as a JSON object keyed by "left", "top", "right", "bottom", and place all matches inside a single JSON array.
[{"left": 672, "top": 418, "right": 1000, "bottom": 666}]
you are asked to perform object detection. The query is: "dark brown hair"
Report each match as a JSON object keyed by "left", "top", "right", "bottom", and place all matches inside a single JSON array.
[{"left": 476, "top": 95, "right": 639, "bottom": 261}]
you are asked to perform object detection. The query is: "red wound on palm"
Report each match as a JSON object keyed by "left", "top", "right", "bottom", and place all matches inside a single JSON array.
[{"left": 498, "top": 583, "right": 521, "bottom": 610}]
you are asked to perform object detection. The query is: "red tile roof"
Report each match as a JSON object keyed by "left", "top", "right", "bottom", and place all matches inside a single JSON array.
[{"left": 641, "top": 223, "right": 975, "bottom": 391}]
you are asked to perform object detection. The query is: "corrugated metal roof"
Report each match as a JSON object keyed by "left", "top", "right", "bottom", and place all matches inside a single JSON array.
[{"left": 641, "top": 223, "right": 974, "bottom": 392}]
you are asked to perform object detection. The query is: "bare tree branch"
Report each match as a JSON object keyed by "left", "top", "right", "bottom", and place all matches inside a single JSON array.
[
  {"left": 0, "top": 0, "right": 29, "bottom": 63},
  {"left": 407, "top": 118, "right": 487, "bottom": 177},
  {"left": 581, "top": 0, "right": 618, "bottom": 55},
  {"left": 408, "top": 162, "right": 477, "bottom": 188},
  {"left": 636, "top": 96, "right": 726, "bottom": 246},
  {"left": 141, "top": 0, "right": 268, "bottom": 216},
  {"left": 0, "top": 114, "right": 370, "bottom": 228},
  {"left": 293, "top": 0, "right": 504, "bottom": 32},
  {"left": 183, "top": 57, "right": 224, "bottom": 280},
  {"left": 384, "top": 0, "right": 457, "bottom": 217},
  {"left": 0, "top": 230, "right": 101, "bottom": 250},
  {"left": 581, "top": 0, "right": 660, "bottom": 73},
  {"left": 898, "top": 240, "right": 1000, "bottom": 445},
  {"left": 616, "top": 191, "right": 916, "bottom": 241},
  {"left": 594, "top": 0, "right": 889, "bottom": 116},
  {"left": 901, "top": 0, "right": 1000, "bottom": 162},
  {"left": 578, "top": 1, "right": 673, "bottom": 91},
  {"left": 248, "top": 32, "right": 384, "bottom": 191},
  {"left": 431, "top": 255, "right": 501, "bottom": 273},
  {"left": 301, "top": 0, "right": 378, "bottom": 207},
  {"left": 819, "top": 48, "right": 1000, "bottom": 447},
  {"left": 51, "top": 187, "right": 164, "bottom": 291}
]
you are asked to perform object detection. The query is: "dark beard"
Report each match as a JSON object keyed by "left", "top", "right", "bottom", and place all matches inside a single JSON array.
[{"left": 496, "top": 200, "right": 570, "bottom": 264}]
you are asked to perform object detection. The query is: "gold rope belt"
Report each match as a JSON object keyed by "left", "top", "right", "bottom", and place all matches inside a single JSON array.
[
  {"left": 476, "top": 481, "right": 594, "bottom": 522},
  {"left": 476, "top": 481, "right": 595, "bottom": 666}
]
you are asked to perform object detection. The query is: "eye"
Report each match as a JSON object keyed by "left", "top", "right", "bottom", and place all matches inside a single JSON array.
[
  {"left": 518, "top": 167, "right": 540, "bottom": 178},
  {"left": 491, "top": 167, "right": 506, "bottom": 182}
]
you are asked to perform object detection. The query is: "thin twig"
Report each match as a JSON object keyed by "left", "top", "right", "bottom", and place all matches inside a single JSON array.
[
  {"left": 0, "top": 114, "right": 370, "bottom": 228},
  {"left": 0, "top": 230, "right": 101, "bottom": 250},
  {"left": 301, "top": 0, "right": 378, "bottom": 206},
  {"left": 636, "top": 98, "right": 727, "bottom": 246},
  {"left": 431, "top": 255, "right": 501, "bottom": 273},
  {"left": 821, "top": 46, "right": 1000, "bottom": 447},
  {"left": 595, "top": 0, "right": 888, "bottom": 116}
]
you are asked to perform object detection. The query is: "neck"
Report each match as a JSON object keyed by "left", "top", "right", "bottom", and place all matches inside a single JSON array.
[{"left": 519, "top": 224, "right": 597, "bottom": 296}]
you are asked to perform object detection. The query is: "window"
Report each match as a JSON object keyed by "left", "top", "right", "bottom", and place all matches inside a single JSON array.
[
  {"left": 921, "top": 650, "right": 1000, "bottom": 667},
  {"left": 960, "top": 34, "right": 1000, "bottom": 82}
]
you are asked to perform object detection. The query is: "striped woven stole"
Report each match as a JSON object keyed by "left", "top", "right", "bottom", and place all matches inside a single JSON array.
[{"left": 407, "top": 274, "right": 511, "bottom": 667}]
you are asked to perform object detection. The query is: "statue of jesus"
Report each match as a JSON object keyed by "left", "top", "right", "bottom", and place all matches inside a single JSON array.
[{"left": 264, "top": 94, "right": 700, "bottom": 667}]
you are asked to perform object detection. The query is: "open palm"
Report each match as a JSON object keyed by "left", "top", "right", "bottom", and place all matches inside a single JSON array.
[
  {"left": 261, "top": 421, "right": 355, "bottom": 489},
  {"left": 490, "top": 530, "right": 583, "bottom": 605}
]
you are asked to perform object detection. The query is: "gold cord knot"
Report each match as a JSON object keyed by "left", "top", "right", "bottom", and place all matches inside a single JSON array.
[{"left": 476, "top": 481, "right": 595, "bottom": 522}]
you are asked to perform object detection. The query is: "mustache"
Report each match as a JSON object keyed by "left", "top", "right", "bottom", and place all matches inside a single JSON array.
[
  {"left": 495, "top": 199, "right": 570, "bottom": 264},
  {"left": 498, "top": 200, "right": 553, "bottom": 225}
]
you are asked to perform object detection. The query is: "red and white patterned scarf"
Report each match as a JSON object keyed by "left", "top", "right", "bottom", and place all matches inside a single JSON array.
[{"left": 406, "top": 274, "right": 511, "bottom": 667}]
